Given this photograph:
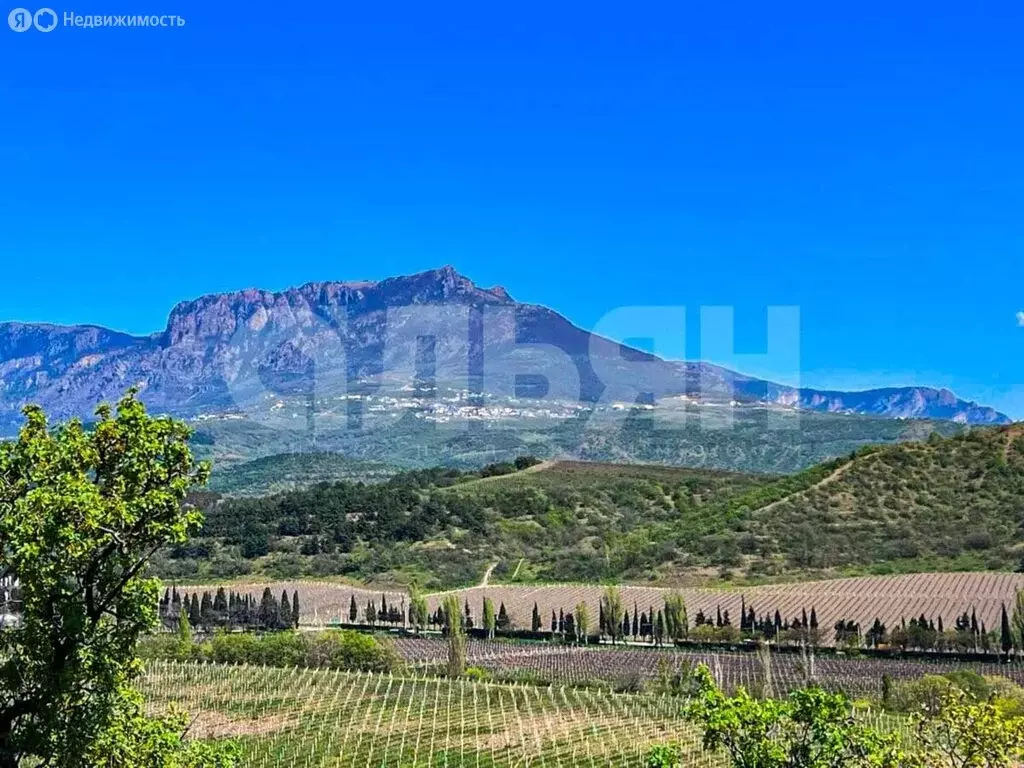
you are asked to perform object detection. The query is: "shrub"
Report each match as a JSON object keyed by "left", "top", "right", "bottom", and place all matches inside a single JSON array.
[{"left": 144, "top": 629, "right": 401, "bottom": 672}]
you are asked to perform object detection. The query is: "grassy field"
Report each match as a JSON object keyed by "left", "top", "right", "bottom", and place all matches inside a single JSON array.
[{"left": 141, "top": 662, "right": 719, "bottom": 767}]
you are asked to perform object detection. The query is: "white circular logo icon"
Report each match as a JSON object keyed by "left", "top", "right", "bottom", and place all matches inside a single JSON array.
[
  {"left": 8, "top": 7, "right": 32, "bottom": 30},
  {"left": 33, "top": 7, "right": 56, "bottom": 31}
]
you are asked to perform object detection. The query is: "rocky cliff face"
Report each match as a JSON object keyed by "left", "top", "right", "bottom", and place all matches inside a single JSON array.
[{"left": 0, "top": 266, "right": 1009, "bottom": 429}]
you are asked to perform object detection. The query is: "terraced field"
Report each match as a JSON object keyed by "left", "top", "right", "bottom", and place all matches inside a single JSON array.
[{"left": 141, "top": 662, "right": 720, "bottom": 767}]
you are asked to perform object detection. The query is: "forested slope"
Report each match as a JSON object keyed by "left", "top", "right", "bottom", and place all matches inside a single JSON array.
[{"left": 158, "top": 426, "right": 1024, "bottom": 588}]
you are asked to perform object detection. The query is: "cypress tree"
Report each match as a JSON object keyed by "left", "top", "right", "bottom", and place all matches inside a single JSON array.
[
  {"left": 531, "top": 602, "right": 541, "bottom": 632},
  {"left": 199, "top": 591, "right": 213, "bottom": 628},
  {"left": 258, "top": 587, "right": 277, "bottom": 629},
  {"left": 213, "top": 587, "right": 228, "bottom": 625},
  {"left": 483, "top": 597, "right": 496, "bottom": 639},
  {"left": 279, "top": 590, "right": 292, "bottom": 630},
  {"left": 188, "top": 593, "right": 201, "bottom": 626},
  {"left": 291, "top": 591, "right": 301, "bottom": 628},
  {"left": 349, "top": 595, "right": 358, "bottom": 623},
  {"left": 1002, "top": 604, "right": 1013, "bottom": 655}
]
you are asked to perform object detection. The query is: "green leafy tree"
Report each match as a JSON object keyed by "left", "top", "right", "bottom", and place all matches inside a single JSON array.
[
  {"left": 409, "top": 588, "right": 428, "bottom": 634},
  {"left": 683, "top": 664, "right": 912, "bottom": 768},
  {"left": 0, "top": 392, "right": 237, "bottom": 767},
  {"left": 575, "top": 601, "right": 590, "bottom": 644},
  {"left": 917, "top": 687, "right": 1024, "bottom": 767},
  {"left": 664, "top": 591, "right": 687, "bottom": 642},
  {"left": 602, "top": 586, "right": 624, "bottom": 644}
]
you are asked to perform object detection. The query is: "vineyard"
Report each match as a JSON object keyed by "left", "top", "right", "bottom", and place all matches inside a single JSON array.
[
  {"left": 176, "top": 572, "right": 1024, "bottom": 645},
  {"left": 140, "top": 661, "right": 721, "bottom": 767},
  {"left": 390, "top": 637, "right": 1024, "bottom": 698},
  {"left": 426, "top": 573, "right": 1024, "bottom": 638}
]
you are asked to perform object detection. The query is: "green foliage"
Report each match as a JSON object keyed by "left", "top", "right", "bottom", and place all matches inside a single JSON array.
[
  {"left": 482, "top": 597, "right": 496, "bottom": 639},
  {"left": 601, "top": 586, "right": 624, "bottom": 643},
  {"left": 207, "top": 453, "right": 393, "bottom": 496},
  {"left": 574, "top": 601, "right": 590, "bottom": 643},
  {"left": 1012, "top": 588, "right": 1024, "bottom": 650},
  {"left": 885, "top": 670, "right": 1024, "bottom": 723},
  {"left": 84, "top": 685, "right": 240, "bottom": 768},
  {"left": 163, "top": 426, "right": 1024, "bottom": 587},
  {"left": 742, "top": 426, "right": 1024, "bottom": 573},
  {"left": 683, "top": 665, "right": 909, "bottom": 768},
  {"left": 142, "top": 629, "right": 401, "bottom": 672},
  {"left": 645, "top": 742, "right": 683, "bottom": 767},
  {"left": 916, "top": 687, "right": 1024, "bottom": 767},
  {"left": 0, "top": 392, "right": 236, "bottom": 767},
  {"left": 680, "top": 664, "right": 1024, "bottom": 768},
  {"left": 409, "top": 587, "right": 429, "bottom": 633},
  {"left": 442, "top": 594, "right": 466, "bottom": 678}
]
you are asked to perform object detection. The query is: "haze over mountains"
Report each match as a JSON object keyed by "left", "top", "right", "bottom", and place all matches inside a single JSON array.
[{"left": 0, "top": 266, "right": 1008, "bottom": 433}]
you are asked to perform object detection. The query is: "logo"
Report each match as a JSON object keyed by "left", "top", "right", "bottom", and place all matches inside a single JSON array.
[
  {"left": 33, "top": 7, "right": 55, "bottom": 30},
  {"left": 8, "top": 6, "right": 56, "bottom": 30},
  {"left": 7, "top": 7, "right": 31, "bottom": 29}
]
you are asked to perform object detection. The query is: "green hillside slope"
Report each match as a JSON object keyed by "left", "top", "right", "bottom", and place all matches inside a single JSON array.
[
  {"left": 740, "top": 425, "right": 1024, "bottom": 574},
  {"left": 163, "top": 426, "right": 1024, "bottom": 588}
]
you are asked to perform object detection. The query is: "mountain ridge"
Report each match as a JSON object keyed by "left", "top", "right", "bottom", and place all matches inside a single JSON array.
[{"left": 0, "top": 266, "right": 1009, "bottom": 428}]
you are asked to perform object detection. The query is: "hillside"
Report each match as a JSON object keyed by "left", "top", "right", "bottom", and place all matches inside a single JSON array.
[
  {"left": 163, "top": 459, "right": 771, "bottom": 587},
  {"left": 739, "top": 424, "right": 1024, "bottom": 574},
  {"left": 164, "top": 426, "right": 1024, "bottom": 588},
  {"left": 206, "top": 453, "right": 394, "bottom": 496},
  {"left": 189, "top": 403, "right": 966, "bottom": 475}
]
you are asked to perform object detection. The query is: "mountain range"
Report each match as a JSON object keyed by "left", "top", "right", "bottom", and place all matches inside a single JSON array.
[{"left": 0, "top": 266, "right": 1008, "bottom": 432}]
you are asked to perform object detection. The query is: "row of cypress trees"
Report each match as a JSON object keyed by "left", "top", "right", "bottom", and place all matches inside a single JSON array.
[{"left": 159, "top": 586, "right": 300, "bottom": 631}]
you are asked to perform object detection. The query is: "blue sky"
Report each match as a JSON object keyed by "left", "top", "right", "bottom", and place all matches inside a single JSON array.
[{"left": 1, "top": 1, "right": 1022, "bottom": 415}]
